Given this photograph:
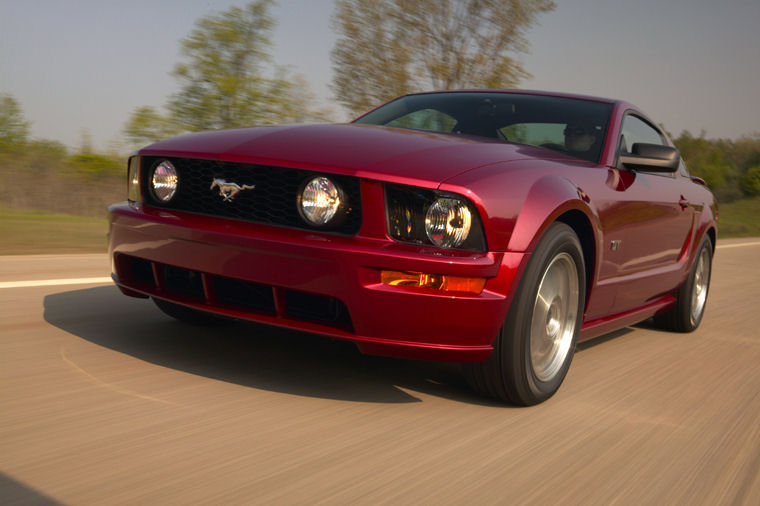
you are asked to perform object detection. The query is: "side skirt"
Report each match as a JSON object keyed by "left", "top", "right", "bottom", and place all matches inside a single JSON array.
[{"left": 579, "top": 295, "right": 676, "bottom": 342}]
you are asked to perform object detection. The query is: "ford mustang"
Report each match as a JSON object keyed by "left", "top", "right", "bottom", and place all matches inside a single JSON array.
[{"left": 108, "top": 90, "right": 717, "bottom": 405}]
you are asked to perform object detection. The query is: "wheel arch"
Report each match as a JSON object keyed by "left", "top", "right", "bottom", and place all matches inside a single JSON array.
[
  {"left": 556, "top": 210, "right": 596, "bottom": 310},
  {"left": 505, "top": 175, "right": 601, "bottom": 313},
  {"left": 706, "top": 226, "right": 716, "bottom": 251}
]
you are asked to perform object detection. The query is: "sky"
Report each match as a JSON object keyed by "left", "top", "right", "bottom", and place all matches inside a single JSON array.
[{"left": 1, "top": 0, "right": 759, "bottom": 152}]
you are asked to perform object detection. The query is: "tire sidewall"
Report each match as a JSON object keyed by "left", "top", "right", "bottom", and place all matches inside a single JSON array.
[
  {"left": 684, "top": 237, "right": 713, "bottom": 330},
  {"left": 503, "top": 223, "right": 586, "bottom": 404}
]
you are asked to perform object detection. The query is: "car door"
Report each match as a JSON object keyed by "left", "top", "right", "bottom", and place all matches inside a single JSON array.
[{"left": 603, "top": 113, "right": 695, "bottom": 314}]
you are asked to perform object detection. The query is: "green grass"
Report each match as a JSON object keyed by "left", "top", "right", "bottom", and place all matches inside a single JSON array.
[
  {"left": 0, "top": 197, "right": 757, "bottom": 255},
  {"left": 718, "top": 197, "right": 760, "bottom": 237},
  {"left": 0, "top": 207, "right": 108, "bottom": 255}
]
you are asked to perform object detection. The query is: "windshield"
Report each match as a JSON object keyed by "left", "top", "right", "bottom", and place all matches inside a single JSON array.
[{"left": 354, "top": 92, "right": 614, "bottom": 163}]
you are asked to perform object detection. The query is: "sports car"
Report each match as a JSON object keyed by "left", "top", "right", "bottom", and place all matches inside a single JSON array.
[{"left": 108, "top": 90, "right": 717, "bottom": 405}]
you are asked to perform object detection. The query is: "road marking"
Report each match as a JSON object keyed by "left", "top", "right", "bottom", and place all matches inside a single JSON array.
[
  {"left": 716, "top": 241, "right": 760, "bottom": 250},
  {"left": 0, "top": 277, "right": 112, "bottom": 289}
]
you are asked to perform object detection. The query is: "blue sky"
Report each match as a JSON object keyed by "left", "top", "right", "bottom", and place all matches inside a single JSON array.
[{"left": 1, "top": 0, "right": 758, "bottom": 151}]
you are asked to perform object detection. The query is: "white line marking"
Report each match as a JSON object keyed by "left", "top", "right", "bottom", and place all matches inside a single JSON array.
[
  {"left": 0, "top": 277, "right": 112, "bottom": 289},
  {"left": 716, "top": 241, "right": 760, "bottom": 250}
]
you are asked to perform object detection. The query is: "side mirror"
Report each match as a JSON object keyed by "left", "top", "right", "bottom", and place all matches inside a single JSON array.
[{"left": 619, "top": 143, "right": 680, "bottom": 173}]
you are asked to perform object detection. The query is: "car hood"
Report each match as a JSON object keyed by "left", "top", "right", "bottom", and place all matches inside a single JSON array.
[{"left": 140, "top": 123, "right": 573, "bottom": 186}]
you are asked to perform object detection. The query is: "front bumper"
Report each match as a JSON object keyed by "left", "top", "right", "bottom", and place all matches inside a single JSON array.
[{"left": 108, "top": 202, "right": 525, "bottom": 362}]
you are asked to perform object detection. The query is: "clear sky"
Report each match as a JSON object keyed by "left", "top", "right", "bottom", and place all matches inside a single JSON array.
[{"left": 1, "top": 0, "right": 758, "bottom": 152}]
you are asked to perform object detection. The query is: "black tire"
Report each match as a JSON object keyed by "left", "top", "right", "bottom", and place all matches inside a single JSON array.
[
  {"left": 152, "top": 297, "right": 232, "bottom": 326},
  {"left": 464, "top": 222, "right": 586, "bottom": 405},
  {"left": 653, "top": 235, "right": 713, "bottom": 332}
]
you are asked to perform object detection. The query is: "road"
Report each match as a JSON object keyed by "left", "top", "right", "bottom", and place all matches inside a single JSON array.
[{"left": 1, "top": 240, "right": 759, "bottom": 504}]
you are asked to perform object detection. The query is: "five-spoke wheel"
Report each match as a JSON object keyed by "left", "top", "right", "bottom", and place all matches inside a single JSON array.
[{"left": 464, "top": 222, "right": 586, "bottom": 405}]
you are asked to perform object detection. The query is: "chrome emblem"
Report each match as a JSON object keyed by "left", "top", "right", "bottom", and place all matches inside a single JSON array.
[{"left": 210, "top": 178, "right": 255, "bottom": 201}]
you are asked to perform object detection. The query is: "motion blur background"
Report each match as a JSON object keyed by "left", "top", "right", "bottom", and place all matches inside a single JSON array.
[{"left": 2, "top": 0, "right": 759, "bottom": 253}]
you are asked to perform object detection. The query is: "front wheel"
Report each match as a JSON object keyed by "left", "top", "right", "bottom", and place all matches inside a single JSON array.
[{"left": 464, "top": 222, "right": 586, "bottom": 405}]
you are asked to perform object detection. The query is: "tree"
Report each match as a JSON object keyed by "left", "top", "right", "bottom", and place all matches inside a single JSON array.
[
  {"left": 168, "top": 0, "right": 279, "bottom": 130},
  {"left": 673, "top": 130, "right": 740, "bottom": 202},
  {"left": 740, "top": 166, "right": 760, "bottom": 197},
  {"left": 331, "top": 0, "right": 556, "bottom": 115},
  {"left": 0, "top": 94, "right": 30, "bottom": 150},
  {"left": 124, "top": 106, "right": 180, "bottom": 149},
  {"left": 125, "top": 0, "right": 326, "bottom": 143}
]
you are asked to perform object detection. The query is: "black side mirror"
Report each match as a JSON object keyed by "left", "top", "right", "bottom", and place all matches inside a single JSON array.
[{"left": 619, "top": 143, "right": 680, "bottom": 173}]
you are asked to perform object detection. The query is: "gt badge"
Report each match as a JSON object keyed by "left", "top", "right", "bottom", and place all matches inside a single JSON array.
[{"left": 210, "top": 178, "right": 255, "bottom": 201}]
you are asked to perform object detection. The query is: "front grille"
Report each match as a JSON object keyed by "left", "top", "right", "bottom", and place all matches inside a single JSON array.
[{"left": 142, "top": 156, "right": 362, "bottom": 235}]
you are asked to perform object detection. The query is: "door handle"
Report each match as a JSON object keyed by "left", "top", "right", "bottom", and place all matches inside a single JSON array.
[{"left": 678, "top": 196, "right": 689, "bottom": 209}]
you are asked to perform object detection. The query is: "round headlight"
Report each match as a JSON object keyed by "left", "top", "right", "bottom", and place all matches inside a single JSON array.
[
  {"left": 425, "top": 198, "right": 472, "bottom": 248},
  {"left": 150, "top": 160, "right": 178, "bottom": 202},
  {"left": 299, "top": 177, "right": 343, "bottom": 226}
]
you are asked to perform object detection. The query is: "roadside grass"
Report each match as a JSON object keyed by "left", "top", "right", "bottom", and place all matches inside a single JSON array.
[
  {"left": 0, "top": 207, "right": 108, "bottom": 255},
  {"left": 0, "top": 197, "right": 757, "bottom": 255},
  {"left": 717, "top": 198, "right": 760, "bottom": 237}
]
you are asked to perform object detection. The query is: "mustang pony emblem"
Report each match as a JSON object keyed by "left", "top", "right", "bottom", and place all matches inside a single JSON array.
[{"left": 210, "top": 178, "right": 255, "bottom": 201}]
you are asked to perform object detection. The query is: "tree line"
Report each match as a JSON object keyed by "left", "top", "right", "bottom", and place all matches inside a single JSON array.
[{"left": 671, "top": 131, "right": 760, "bottom": 202}]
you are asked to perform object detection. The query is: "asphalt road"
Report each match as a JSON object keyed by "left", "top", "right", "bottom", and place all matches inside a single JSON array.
[{"left": 1, "top": 240, "right": 759, "bottom": 505}]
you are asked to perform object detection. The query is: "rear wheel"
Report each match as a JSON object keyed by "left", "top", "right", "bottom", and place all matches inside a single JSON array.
[
  {"left": 152, "top": 297, "right": 231, "bottom": 326},
  {"left": 464, "top": 222, "right": 586, "bottom": 405},
  {"left": 654, "top": 235, "right": 713, "bottom": 332}
]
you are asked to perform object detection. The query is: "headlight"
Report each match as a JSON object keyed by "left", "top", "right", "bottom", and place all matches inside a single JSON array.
[
  {"left": 149, "top": 160, "right": 178, "bottom": 203},
  {"left": 425, "top": 198, "right": 472, "bottom": 248},
  {"left": 385, "top": 184, "right": 486, "bottom": 251},
  {"left": 127, "top": 156, "right": 141, "bottom": 202},
  {"left": 299, "top": 177, "right": 345, "bottom": 226}
]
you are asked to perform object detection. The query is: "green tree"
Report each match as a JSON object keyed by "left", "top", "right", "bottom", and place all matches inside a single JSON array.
[
  {"left": 674, "top": 130, "right": 739, "bottom": 202},
  {"left": 125, "top": 0, "right": 326, "bottom": 143},
  {"left": 168, "top": 0, "right": 282, "bottom": 130},
  {"left": 721, "top": 133, "right": 760, "bottom": 176},
  {"left": 740, "top": 166, "right": 760, "bottom": 196},
  {"left": 0, "top": 94, "right": 31, "bottom": 150},
  {"left": 331, "top": 0, "right": 556, "bottom": 115},
  {"left": 123, "top": 106, "right": 180, "bottom": 149}
]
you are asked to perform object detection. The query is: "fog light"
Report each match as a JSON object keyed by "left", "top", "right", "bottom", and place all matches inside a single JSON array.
[
  {"left": 299, "top": 176, "right": 344, "bottom": 226},
  {"left": 381, "top": 270, "right": 486, "bottom": 294},
  {"left": 149, "top": 160, "right": 178, "bottom": 202}
]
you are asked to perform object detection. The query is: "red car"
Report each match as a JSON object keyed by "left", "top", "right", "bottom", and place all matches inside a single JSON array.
[{"left": 108, "top": 90, "right": 717, "bottom": 405}]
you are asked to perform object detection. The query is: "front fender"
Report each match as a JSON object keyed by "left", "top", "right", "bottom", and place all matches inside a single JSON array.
[{"left": 506, "top": 175, "right": 600, "bottom": 254}]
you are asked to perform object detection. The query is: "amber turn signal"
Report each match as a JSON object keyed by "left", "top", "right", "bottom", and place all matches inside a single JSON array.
[{"left": 381, "top": 270, "right": 486, "bottom": 294}]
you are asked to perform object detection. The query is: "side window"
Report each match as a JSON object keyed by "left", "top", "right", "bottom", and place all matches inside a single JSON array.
[
  {"left": 620, "top": 115, "right": 664, "bottom": 154},
  {"left": 679, "top": 158, "right": 690, "bottom": 177},
  {"left": 386, "top": 109, "right": 457, "bottom": 133}
]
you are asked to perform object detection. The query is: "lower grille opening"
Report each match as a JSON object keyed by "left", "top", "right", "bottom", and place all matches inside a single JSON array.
[
  {"left": 284, "top": 290, "right": 353, "bottom": 330},
  {"left": 163, "top": 265, "right": 205, "bottom": 301},
  {"left": 128, "top": 256, "right": 156, "bottom": 288},
  {"left": 116, "top": 254, "right": 353, "bottom": 333},
  {"left": 213, "top": 277, "right": 275, "bottom": 314}
]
